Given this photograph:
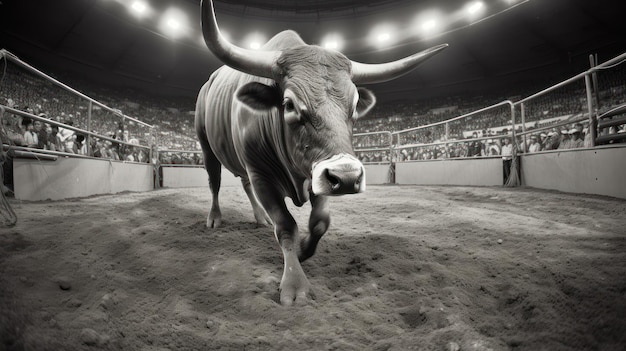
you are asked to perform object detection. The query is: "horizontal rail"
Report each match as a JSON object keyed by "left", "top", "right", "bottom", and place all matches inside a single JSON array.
[
  {"left": 1, "top": 105, "right": 150, "bottom": 151},
  {"left": 595, "top": 133, "right": 626, "bottom": 144},
  {"left": 597, "top": 103, "right": 626, "bottom": 120},
  {"left": 392, "top": 100, "right": 513, "bottom": 135},
  {"left": 158, "top": 149, "right": 202, "bottom": 154},
  {"left": 516, "top": 52, "right": 626, "bottom": 105},
  {"left": 514, "top": 114, "right": 588, "bottom": 137},
  {"left": 598, "top": 116, "right": 626, "bottom": 130},
  {"left": 0, "top": 49, "right": 153, "bottom": 128}
]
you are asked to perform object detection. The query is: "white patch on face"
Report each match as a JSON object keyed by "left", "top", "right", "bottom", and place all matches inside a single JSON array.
[{"left": 311, "top": 153, "right": 365, "bottom": 195}]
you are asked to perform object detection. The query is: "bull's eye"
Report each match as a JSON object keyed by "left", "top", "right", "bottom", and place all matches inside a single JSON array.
[{"left": 283, "top": 98, "right": 295, "bottom": 113}]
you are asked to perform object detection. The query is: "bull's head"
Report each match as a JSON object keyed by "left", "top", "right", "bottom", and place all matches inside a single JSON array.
[{"left": 201, "top": 0, "right": 447, "bottom": 196}]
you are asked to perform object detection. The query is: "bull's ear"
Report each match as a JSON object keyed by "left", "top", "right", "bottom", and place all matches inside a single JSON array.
[
  {"left": 236, "top": 82, "right": 281, "bottom": 111},
  {"left": 355, "top": 87, "right": 376, "bottom": 119}
]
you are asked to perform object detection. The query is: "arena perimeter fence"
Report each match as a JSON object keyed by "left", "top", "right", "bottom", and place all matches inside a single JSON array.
[
  {"left": 1, "top": 48, "right": 624, "bottom": 194},
  {"left": 354, "top": 51, "right": 626, "bottom": 179},
  {"left": 0, "top": 49, "right": 156, "bottom": 163}
]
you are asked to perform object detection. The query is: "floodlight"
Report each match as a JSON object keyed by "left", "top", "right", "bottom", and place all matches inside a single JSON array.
[
  {"left": 129, "top": 1, "right": 150, "bottom": 19},
  {"left": 466, "top": 1, "right": 485, "bottom": 16},
  {"left": 414, "top": 9, "right": 444, "bottom": 39},
  {"left": 159, "top": 7, "right": 189, "bottom": 39},
  {"left": 377, "top": 33, "right": 391, "bottom": 43},
  {"left": 369, "top": 22, "right": 397, "bottom": 48},
  {"left": 167, "top": 19, "right": 180, "bottom": 30},
  {"left": 131, "top": 1, "right": 146, "bottom": 15},
  {"left": 243, "top": 32, "right": 267, "bottom": 50},
  {"left": 422, "top": 19, "right": 437, "bottom": 32},
  {"left": 321, "top": 33, "right": 344, "bottom": 51}
]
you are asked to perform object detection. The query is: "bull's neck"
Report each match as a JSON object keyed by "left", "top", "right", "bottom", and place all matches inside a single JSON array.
[{"left": 246, "top": 112, "right": 310, "bottom": 207}]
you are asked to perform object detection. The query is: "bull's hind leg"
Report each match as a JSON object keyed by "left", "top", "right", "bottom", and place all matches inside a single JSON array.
[
  {"left": 201, "top": 145, "right": 223, "bottom": 228},
  {"left": 241, "top": 177, "right": 272, "bottom": 226},
  {"left": 299, "top": 194, "right": 330, "bottom": 262}
]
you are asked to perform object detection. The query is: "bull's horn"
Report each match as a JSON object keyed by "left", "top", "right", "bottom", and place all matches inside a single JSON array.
[
  {"left": 201, "top": 0, "right": 280, "bottom": 79},
  {"left": 351, "top": 44, "right": 448, "bottom": 84}
]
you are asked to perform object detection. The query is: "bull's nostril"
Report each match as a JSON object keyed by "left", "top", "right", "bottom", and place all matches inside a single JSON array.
[{"left": 324, "top": 169, "right": 341, "bottom": 191}]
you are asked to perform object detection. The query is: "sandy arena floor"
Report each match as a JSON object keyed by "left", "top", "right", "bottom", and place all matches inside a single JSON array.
[{"left": 1, "top": 185, "right": 625, "bottom": 351}]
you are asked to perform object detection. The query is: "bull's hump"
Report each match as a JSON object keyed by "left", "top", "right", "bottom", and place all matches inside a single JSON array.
[{"left": 263, "top": 30, "right": 306, "bottom": 51}]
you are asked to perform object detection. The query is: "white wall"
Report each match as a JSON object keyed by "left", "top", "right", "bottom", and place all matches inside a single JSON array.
[
  {"left": 162, "top": 164, "right": 392, "bottom": 189},
  {"left": 14, "top": 157, "right": 153, "bottom": 201},
  {"left": 396, "top": 157, "right": 503, "bottom": 186},
  {"left": 161, "top": 166, "right": 239, "bottom": 188},
  {"left": 14, "top": 146, "right": 624, "bottom": 201},
  {"left": 364, "top": 164, "right": 392, "bottom": 185},
  {"left": 521, "top": 145, "right": 626, "bottom": 199}
]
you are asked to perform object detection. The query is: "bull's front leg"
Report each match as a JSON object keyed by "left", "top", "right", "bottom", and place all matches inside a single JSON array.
[
  {"left": 299, "top": 194, "right": 330, "bottom": 262},
  {"left": 251, "top": 176, "right": 310, "bottom": 306}
]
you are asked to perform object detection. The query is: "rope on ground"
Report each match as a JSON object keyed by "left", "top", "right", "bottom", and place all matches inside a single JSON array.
[{"left": 0, "top": 163, "right": 17, "bottom": 227}]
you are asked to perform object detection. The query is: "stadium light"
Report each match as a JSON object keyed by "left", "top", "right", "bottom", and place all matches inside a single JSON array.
[
  {"left": 129, "top": 1, "right": 151, "bottom": 19},
  {"left": 159, "top": 7, "right": 189, "bottom": 39},
  {"left": 414, "top": 9, "right": 444, "bottom": 39},
  {"left": 370, "top": 23, "right": 397, "bottom": 48},
  {"left": 243, "top": 32, "right": 267, "bottom": 50},
  {"left": 321, "top": 33, "right": 344, "bottom": 51},
  {"left": 131, "top": 1, "right": 146, "bottom": 14},
  {"left": 466, "top": 1, "right": 485, "bottom": 17}
]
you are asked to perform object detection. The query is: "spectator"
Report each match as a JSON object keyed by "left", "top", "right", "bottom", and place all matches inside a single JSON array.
[
  {"left": 528, "top": 135, "right": 541, "bottom": 153},
  {"left": 49, "top": 126, "right": 63, "bottom": 152},
  {"left": 76, "top": 134, "right": 89, "bottom": 155},
  {"left": 557, "top": 129, "right": 571, "bottom": 150},
  {"left": 486, "top": 139, "right": 500, "bottom": 156},
  {"left": 583, "top": 125, "right": 593, "bottom": 148},
  {"left": 65, "top": 134, "right": 77, "bottom": 154},
  {"left": 501, "top": 137, "right": 513, "bottom": 184},
  {"left": 23, "top": 120, "right": 39, "bottom": 148},
  {"left": 568, "top": 127, "right": 584, "bottom": 149},
  {"left": 467, "top": 139, "right": 482, "bottom": 157},
  {"left": 1, "top": 112, "right": 26, "bottom": 146},
  {"left": 34, "top": 118, "right": 48, "bottom": 149},
  {"left": 58, "top": 120, "right": 75, "bottom": 150},
  {"left": 539, "top": 132, "right": 548, "bottom": 149},
  {"left": 544, "top": 131, "right": 560, "bottom": 150}
]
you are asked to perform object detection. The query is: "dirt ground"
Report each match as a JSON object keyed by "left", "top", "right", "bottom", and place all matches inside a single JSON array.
[{"left": 1, "top": 185, "right": 625, "bottom": 351}]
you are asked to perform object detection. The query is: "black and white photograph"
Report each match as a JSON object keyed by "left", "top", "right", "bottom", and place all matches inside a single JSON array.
[{"left": 1, "top": 0, "right": 625, "bottom": 350}]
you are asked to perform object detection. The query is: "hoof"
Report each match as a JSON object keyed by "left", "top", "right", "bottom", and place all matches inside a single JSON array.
[
  {"left": 207, "top": 216, "right": 222, "bottom": 228},
  {"left": 208, "top": 209, "right": 222, "bottom": 228},
  {"left": 280, "top": 286, "right": 309, "bottom": 306}
]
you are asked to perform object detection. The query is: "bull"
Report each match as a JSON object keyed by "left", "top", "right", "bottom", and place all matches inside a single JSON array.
[{"left": 195, "top": 0, "right": 447, "bottom": 305}]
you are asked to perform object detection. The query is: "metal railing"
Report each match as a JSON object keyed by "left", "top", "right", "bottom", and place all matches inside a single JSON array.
[
  {"left": 0, "top": 49, "right": 155, "bottom": 162},
  {"left": 359, "top": 51, "right": 626, "bottom": 161},
  {"left": 353, "top": 131, "right": 393, "bottom": 164}
]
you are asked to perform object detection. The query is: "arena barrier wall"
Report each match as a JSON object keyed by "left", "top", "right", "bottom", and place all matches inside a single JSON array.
[
  {"left": 364, "top": 164, "right": 392, "bottom": 184},
  {"left": 161, "top": 165, "right": 239, "bottom": 188},
  {"left": 395, "top": 157, "right": 503, "bottom": 186},
  {"left": 520, "top": 145, "right": 626, "bottom": 199},
  {"left": 160, "top": 164, "right": 391, "bottom": 189},
  {"left": 14, "top": 157, "right": 153, "bottom": 201}
]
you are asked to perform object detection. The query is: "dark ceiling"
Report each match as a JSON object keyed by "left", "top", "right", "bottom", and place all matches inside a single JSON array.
[{"left": 0, "top": 0, "right": 624, "bottom": 104}]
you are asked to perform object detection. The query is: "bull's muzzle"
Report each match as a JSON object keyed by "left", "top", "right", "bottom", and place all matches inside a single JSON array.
[{"left": 311, "top": 154, "right": 366, "bottom": 195}]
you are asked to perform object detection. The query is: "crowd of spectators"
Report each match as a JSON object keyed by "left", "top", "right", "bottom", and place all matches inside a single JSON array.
[
  {"left": 353, "top": 67, "right": 625, "bottom": 163},
  {"left": 1, "top": 57, "right": 625, "bottom": 171}
]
